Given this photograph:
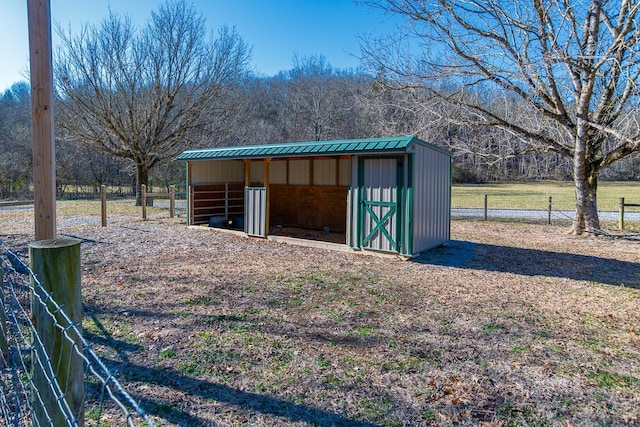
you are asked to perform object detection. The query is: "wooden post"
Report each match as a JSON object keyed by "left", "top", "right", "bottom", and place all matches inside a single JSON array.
[
  {"left": 169, "top": 185, "right": 175, "bottom": 218},
  {"left": 484, "top": 194, "right": 488, "bottom": 221},
  {"left": 244, "top": 159, "right": 251, "bottom": 187},
  {"left": 141, "top": 184, "right": 147, "bottom": 220},
  {"left": 619, "top": 197, "right": 625, "bottom": 230},
  {"left": 29, "top": 239, "right": 84, "bottom": 426},
  {"left": 0, "top": 269, "right": 8, "bottom": 359},
  {"left": 548, "top": 196, "right": 552, "bottom": 225},
  {"left": 264, "top": 159, "right": 271, "bottom": 236},
  {"left": 224, "top": 183, "right": 229, "bottom": 219},
  {"left": 28, "top": 0, "right": 56, "bottom": 241},
  {"left": 101, "top": 185, "right": 107, "bottom": 227}
]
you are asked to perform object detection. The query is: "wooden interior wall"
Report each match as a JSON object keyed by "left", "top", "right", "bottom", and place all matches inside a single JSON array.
[
  {"left": 192, "top": 183, "right": 245, "bottom": 225},
  {"left": 269, "top": 185, "right": 348, "bottom": 233}
]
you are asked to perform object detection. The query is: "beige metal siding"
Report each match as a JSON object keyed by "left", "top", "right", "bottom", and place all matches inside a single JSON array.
[
  {"left": 339, "top": 158, "right": 350, "bottom": 186},
  {"left": 250, "top": 160, "right": 265, "bottom": 184},
  {"left": 313, "top": 159, "right": 336, "bottom": 185},
  {"left": 270, "top": 160, "right": 287, "bottom": 184},
  {"left": 190, "top": 160, "right": 244, "bottom": 183},
  {"left": 289, "top": 159, "right": 310, "bottom": 185},
  {"left": 411, "top": 144, "right": 451, "bottom": 253}
]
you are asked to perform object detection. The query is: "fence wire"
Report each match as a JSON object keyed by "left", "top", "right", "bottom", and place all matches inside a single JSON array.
[{"left": 0, "top": 240, "right": 156, "bottom": 427}]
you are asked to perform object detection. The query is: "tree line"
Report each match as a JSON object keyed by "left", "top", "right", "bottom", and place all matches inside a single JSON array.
[{"left": 3, "top": 58, "right": 638, "bottom": 196}]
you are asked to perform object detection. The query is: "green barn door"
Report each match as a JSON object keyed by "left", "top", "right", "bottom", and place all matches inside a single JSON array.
[{"left": 359, "top": 158, "right": 403, "bottom": 253}]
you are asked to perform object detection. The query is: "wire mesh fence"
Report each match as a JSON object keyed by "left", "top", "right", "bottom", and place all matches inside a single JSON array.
[
  {"left": 0, "top": 240, "right": 156, "bottom": 427},
  {"left": 451, "top": 193, "right": 640, "bottom": 227}
]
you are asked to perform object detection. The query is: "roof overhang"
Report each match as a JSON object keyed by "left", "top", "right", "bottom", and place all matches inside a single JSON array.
[{"left": 177, "top": 136, "right": 452, "bottom": 161}]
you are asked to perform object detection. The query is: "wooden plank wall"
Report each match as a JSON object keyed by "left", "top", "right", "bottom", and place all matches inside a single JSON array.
[{"left": 270, "top": 185, "right": 348, "bottom": 233}]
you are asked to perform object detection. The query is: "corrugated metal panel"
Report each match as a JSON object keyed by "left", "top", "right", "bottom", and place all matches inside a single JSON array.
[
  {"left": 313, "top": 159, "right": 336, "bottom": 185},
  {"left": 411, "top": 145, "right": 451, "bottom": 253},
  {"left": 269, "top": 160, "right": 287, "bottom": 184},
  {"left": 245, "top": 187, "right": 267, "bottom": 237},
  {"left": 289, "top": 159, "right": 310, "bottom": 185},
  {"left": 190, "top": 159, "right": 244, "bottom": 184},
  {"left": 339, "top": 158, "right": 351, "bottom": 186},
  {"left": 250, "top": 161, "right": 264, "bottom": 184},
  {"left": 177, "top": 136, "right": 422, "bottom": 161}
]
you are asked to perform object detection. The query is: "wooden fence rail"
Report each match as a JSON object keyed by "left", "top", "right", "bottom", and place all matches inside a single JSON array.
[
  {"left": 0, "top": 201, "right": 34, "bottom": 208},
  {"left": 141, "top": 184, "right": 176, "bottom": 221}
]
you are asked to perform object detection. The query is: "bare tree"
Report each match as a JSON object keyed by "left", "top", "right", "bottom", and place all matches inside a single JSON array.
[
  {"left": 0, "top": 82, "right": 32, "bottom": 198},
  {"left": 55, "top": 1, "right": 251, "bottom": 204},
  {"left": 362, "top": 0, "right": 640, "bottom": 234}
]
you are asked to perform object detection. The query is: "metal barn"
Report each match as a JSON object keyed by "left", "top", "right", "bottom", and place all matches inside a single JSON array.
[{"left": 177, "top": 136, "right": 452, "bottom": 257}]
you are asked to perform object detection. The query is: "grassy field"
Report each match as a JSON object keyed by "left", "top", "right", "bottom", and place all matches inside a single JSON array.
[
  {"left": 0, "top": 200, "right": 639, "bottom": 426},
  {"left": 452, "top": 181, "right": 640, "bottom": 211}
]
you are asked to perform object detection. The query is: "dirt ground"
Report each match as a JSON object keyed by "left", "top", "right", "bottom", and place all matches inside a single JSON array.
[{"left": 1, "top": 212, "right": 639, "bottom": 426}]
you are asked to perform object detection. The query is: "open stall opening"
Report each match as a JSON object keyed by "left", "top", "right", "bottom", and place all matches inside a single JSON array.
[{"left": 267, "top": 157, "right": 351, "bottom": 244}]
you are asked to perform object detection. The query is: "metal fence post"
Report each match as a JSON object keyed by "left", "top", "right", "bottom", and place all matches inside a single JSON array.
[
  {"left": 548, "top": 196, "right": 552, "bottom": 225},
  {"left": 619, "top": 197, "right": 625, "bottom": 230},
  {"left": 29, "top": 238, "right": 84, "bottom": 426}
]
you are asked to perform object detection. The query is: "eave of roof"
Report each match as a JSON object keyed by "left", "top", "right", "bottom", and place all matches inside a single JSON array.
[{"left": 177, "top": 136, "right": 451, "bottom": 161}]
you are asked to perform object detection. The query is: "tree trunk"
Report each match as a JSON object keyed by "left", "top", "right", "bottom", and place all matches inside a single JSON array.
[
  {"left": 135, "top": 163, "right": 149, "bottom": 206},
  {"left": 571, "top": 133, "right": 600, "bottom": 234}
]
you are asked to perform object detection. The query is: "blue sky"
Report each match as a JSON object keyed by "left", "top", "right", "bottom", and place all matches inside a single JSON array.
[{"left": 1, "top": 0, "right": 401, "bottom": 93}]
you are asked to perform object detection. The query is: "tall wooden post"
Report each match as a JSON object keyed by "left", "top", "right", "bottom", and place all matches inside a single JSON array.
[
  {"left": 0, "top": 269, "right": 8, "bottom": 359},
  {"left": 548, "top": 196, "right": 553, "bottom": 225},
  {"left": 101, "top": 185, "right": 107, "bottom": 227},
  {"left": 141, "top": 184, "right": 147, "bottom": 220},
  {"left": 264, "top": 159, "right": 271, "bottom": 236},
  {"left": 169, "top": 185, "right": 175, "bottom": 218},
  {"left": 244, "top": 159, "right": 251, "bottom": 187},
  {"left": 30, "top": 239, "right": 84, "bottom": 426},
  {"left": 619, "top": 197, "right": 625, "bottom": 230},
  {"left": 28, "top": 0, "right": 56, "bottom": 241},
  {"left": 483, "top": 194, "right": 488, "bottom": 221}
]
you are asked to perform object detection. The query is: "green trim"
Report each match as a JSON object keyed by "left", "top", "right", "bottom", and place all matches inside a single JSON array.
[
  {"left": 356, "top": 158, "right": 365, "bottom": 249},
  {"left": 396, "top": 158, "right": 404, "bottom": 254},
  {"left": 405, "top": 155, "right": 414, "bottom": 256},
  {"left": 185, "top": 162, "right": 190, "bottom": 226},
  {"left": 362, "top": 202, "right": 397, "bottom": 246}
]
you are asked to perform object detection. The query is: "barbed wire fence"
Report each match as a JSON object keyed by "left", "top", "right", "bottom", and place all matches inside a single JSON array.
[{"left": 0, "top": 240, "right": 156, "bottom": 427}]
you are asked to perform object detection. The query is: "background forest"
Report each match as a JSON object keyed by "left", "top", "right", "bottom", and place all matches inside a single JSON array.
[{"left": 1, "top": 54, "right": 639, "bottom": 199}]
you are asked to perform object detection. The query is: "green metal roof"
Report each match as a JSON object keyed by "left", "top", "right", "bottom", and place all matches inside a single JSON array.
[{"left": 177, "top": 136, "right": 450, "bottom": 161}]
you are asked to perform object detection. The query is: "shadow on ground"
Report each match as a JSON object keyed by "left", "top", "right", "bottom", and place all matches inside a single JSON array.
[
  {"left": 414, "top": 240, "right": 640, "bottom": 288},
  {"left": 86, "top": 311, "right": 379, "bottom": 426},
  {"left": 110, "top": 359, "right": 380, "bottom": 427}
]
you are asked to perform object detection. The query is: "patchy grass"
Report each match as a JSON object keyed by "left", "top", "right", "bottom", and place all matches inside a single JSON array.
[{"left": 1, "top": 211, "right": 639, "bottom": 426}]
